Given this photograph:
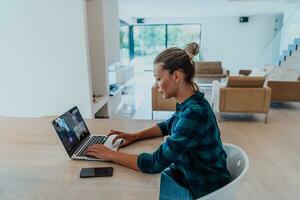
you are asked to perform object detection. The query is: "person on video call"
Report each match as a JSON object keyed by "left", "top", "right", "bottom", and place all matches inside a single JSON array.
[{"left": 85, "top": 42, "right": 230, "bottom": 199}]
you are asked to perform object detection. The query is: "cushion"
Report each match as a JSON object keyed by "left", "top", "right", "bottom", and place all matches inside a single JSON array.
[
  {"left": 238, "top": 70, "right": 252, "bottom": 76},
  {"left": 267, "top": 67, "right": 300, "bottom": 81},
  {"left": 226, "top": 76, "right": 265, "bottom": 88},
  {"left": 249, "top": 68, "right": 267, "bottom": 77},
  {"left": 195, "top": 62, "right": 222, "bottom": 74},
  {"left": 195, "top": 74, "right": 227, "bottom": 78}
]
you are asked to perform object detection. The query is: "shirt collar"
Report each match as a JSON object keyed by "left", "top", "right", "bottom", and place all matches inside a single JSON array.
[{"left": 176, "top": 91, "right": 204, "bottom": 112}]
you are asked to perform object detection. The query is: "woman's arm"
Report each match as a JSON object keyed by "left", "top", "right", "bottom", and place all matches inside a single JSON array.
[
  {"left": 85, "top": 125, "right": 163, "bottom": 171},
  {"left": 109, "top": 125, "right": 164, "bottom": 169},
  {"left": 85, "top": 144, "right": 140, "bottom": 170},
  {"left": 110, "top": 151, "right": 139, "bottom": 170},
  {"left": 110, "top": 125, "right": 164, "bottom": 147},
  {"left": 135, "top": 125, "right": 163, "bottom": 140}
]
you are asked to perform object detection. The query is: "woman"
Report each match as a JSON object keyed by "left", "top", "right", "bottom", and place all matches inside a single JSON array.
[{"left": 85, "top": 42, "right": 230, "bottom": 199}]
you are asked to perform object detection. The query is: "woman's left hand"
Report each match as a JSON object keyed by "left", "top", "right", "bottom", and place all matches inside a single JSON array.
[{"left": 85, "top": 144, "right": 114, "bottom": 161}]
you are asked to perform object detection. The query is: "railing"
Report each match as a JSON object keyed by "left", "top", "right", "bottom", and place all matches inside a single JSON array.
[
  {"left": 262, "top": 3, "right": 300, "bottom": 66},
  {"left": 277, "top": 38, "right": 300, "bottom": 66}
]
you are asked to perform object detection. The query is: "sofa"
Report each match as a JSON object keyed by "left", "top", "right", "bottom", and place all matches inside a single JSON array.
[
  {"left": 212, "top": 76, "right": 271, "bottom": 123},
  {"left": 266, "top": 67, "right": 300, "bottom": 101},
  {"left": 240, "top": 67, "right": 300, "bottom": 102},
  {"left": 194, "top": 61, "right": 229, "bottom": 83}
]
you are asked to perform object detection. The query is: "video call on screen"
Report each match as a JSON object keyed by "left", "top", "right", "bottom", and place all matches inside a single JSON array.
[{"left": 53, "top": 108, "right": 89, "bottom": 152}]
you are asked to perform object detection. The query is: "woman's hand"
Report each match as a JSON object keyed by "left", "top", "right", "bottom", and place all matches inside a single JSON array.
[
  {"left": 108, "top": 130, "right": 139, "bottom": 148},
  {"left": 86, "top": 144, "right": 139, "bottom": 170},
  {"left": 85, "top": 144, "right": 114, "bottom": 161}
]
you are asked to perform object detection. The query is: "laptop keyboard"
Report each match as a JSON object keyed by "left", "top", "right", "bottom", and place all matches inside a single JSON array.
[{"left": 76, "top": 136, "right": 107, "bottom": 157}]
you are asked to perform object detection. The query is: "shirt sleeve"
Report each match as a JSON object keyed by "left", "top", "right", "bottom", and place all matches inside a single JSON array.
[
  {"left": 156, "top": 113, "right": 176, "bottom": 136},
  {"left": 138, "top": 107, "right": 210, "bottom": 174}
]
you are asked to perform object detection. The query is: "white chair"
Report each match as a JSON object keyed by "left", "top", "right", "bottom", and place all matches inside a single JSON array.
[{"left": 197, "top": 143, "right": 249, "bottom": 200}]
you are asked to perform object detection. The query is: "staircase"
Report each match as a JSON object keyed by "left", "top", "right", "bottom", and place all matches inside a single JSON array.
[{"left": 278, "top": 38, "right": 300, "bottom": 69}]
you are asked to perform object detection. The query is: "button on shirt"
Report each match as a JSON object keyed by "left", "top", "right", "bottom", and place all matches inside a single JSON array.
[{"left": 137, "top": 91, "right": 230, "bottom": 199}]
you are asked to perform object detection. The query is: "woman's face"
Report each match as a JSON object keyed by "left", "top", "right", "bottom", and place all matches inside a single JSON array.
[{"left": 153, "top": 64, "right": 177, "bottom": 99}]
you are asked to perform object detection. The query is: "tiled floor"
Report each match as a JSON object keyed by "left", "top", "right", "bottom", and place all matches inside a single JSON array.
[
  {"left": 110, "top": 71, "right": 166, "bottom": 120},
  {"left": 110, "top": 71, "right": 212, "bottom": 121}
]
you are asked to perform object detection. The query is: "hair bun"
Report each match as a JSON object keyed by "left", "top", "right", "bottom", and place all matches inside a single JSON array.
[{"left": 184, "top": 42, "right": 199, "bottom": 60}]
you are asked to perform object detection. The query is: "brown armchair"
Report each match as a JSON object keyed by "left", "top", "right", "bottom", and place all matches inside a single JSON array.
[
  {"left": 238, "top": 69, "right": 252, "bottom": 76},
  {"left": 194, "top": 61, "right": 229, "bottom": 83},
  {"left": 267, "top": 81, "right": 300, "bottom": 101},
  {"left": 237, "top": 68, "right": 300, "bottom": 102},
  {"left": 212, "top": 76, "right": 271, "bottom": 123},
  {"left": 151, "top": 85, "right": 176, "bottom": 119}
]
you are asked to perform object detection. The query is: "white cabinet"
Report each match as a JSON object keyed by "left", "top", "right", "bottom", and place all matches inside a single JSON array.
[{"left": 116, "top": 65, "right": 134, "bottom": 84}]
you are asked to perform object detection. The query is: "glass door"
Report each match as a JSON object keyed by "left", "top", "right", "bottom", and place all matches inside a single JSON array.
[
  {"left": 167, "top": 24, "right": 201, "bottom": 60},
  {"left": 133, "top": 25, "right": 166, "bottom": 71}
]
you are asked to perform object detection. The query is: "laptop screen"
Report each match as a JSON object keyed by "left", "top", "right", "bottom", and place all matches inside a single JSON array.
[{"left": 52, "top": 106, "right": 90, "bottom": 157}]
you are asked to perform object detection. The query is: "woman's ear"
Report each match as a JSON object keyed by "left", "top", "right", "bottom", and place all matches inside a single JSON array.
[{"left": 172, "top": 70, "right": 183, "bottom": 84}]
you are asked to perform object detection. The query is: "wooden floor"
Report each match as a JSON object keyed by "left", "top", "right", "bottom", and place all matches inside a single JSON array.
[{"left": 219, "top": 102, "right": 300, "bottom": 200}]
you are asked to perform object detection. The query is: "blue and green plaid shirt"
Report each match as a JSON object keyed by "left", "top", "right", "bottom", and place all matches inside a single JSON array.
[{"left": 137, "top": 91, "right": 230, "bottom": 199}]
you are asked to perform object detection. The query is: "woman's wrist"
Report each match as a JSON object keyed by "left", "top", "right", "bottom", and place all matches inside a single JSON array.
[
  {"left": 108, "top": 149, "right": 117, "bottom": 161},
  {"left": 109, "top": 151, "right": 139, "bottom": 171},
  {"left": 133, "top": 132, "right": 141, "bottom": 141}
]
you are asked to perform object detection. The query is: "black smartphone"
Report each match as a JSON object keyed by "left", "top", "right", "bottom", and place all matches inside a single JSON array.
[{"left": 80, "top": 167, "right": 113, "bottom": 178}]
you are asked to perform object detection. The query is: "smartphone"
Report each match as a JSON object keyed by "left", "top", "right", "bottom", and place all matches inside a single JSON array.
[{"left": 80, "top": 167, "right": 113, "bottom": 178}]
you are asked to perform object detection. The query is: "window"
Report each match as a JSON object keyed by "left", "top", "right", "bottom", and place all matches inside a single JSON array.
[
  {"left": 133, "top": 25, "right": 166, "bottom": 70},
  {"left": 120, "top": 21, "right": 130, "bottom": 64},
  {"left": 167, "top": 24, "right": 201, "bottom": 60},
  {"left": 120, "top": 23, "right": 202, "bottom": 70}
]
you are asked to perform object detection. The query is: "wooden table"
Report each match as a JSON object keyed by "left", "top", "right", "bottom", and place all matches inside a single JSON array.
[{"left": 0, "top": 118, "right": 162, "bottom": 200}]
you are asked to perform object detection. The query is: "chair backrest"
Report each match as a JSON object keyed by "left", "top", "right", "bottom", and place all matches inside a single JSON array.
[
  {"left": 195, "top": 61, "right": 223, "bottom": 74},
  {"left": 197, "top": 143, "right": 249, "bottom": 200},
  {"left": 151, "top": 85, "right": 176, "bottom": 111},
  {"left": 226, "top": 76, "right": 265, "bottom": 88},
  {"left": 218, "top": 76, "right": 271, "bottom": 113}
]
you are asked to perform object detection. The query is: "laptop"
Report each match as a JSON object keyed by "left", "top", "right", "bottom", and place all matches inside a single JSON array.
[{"left": 52, "top": 106, "right": 123, "bottom": 161}]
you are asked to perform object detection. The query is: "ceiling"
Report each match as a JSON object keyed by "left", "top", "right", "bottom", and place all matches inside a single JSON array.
[{"left": 119, "top": 0, "right": 300, "bottom": 18}]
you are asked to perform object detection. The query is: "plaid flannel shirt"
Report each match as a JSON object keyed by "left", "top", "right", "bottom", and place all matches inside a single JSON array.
[{"left": 137, "top": 91, "right": 230, "bottom": 199}]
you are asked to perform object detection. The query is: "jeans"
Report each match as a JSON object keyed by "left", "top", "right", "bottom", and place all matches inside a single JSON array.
[{"left": 159, "top": 168, "right": 193, "bottom": 200}]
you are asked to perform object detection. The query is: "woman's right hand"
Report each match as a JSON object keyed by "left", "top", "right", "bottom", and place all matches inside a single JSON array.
[{"left": 108, "top": 130, "right": 139, "bottom": 148}]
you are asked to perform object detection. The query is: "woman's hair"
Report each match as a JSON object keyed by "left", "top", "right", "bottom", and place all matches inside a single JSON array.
[{"left": 154, "top": 42, "right": 200, "bottom": 91}]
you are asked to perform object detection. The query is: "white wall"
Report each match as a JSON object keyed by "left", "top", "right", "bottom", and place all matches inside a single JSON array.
[
  {"left": 86, "top": 0, "right": 120, "bottom": 96},
  {"left": 86, "top": 0, "right": 107, "bottom": 96},
  {"left": 145, "top": 15, "right": 277, "bottom": 73},
  {"left": 201, "top": 15, "right": 276, "bottom": 72},
  {"left": 0, "top": 0, "right": 93, "bottom": 118},
  {"left": 103, "top": 0, "right": 120, "bottom": 71},
  {"left": 119, "top": 8, "right": 135, "bottom": 24}
]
